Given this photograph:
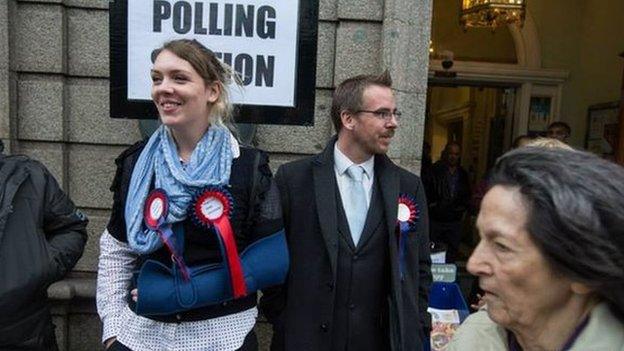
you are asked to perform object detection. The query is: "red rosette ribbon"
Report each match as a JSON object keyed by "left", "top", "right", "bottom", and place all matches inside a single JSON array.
[
  {"left": 191, "top": 186, "right": 247, "bottom": 298},
  {"left": 144, "top": 189, "right": 190, "bottom": 280}
]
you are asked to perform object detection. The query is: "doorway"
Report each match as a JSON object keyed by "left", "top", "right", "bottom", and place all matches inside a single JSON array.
[{"left": 423, "top": 84, "right": 517, "bottom": 260}]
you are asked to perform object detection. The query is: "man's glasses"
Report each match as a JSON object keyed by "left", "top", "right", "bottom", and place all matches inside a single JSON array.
[{"left": 356, "top": 109, "right": 402, "bottom": 121}]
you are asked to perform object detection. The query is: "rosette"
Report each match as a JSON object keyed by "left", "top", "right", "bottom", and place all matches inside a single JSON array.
[
  {"left": 190, "top": 185, "right": 234, "bottom": 228},
  {"left": 143, "top": 189, "right": 190, "bottom": 280},
  {"left": 144, "top": 189, "right": 168, "bottom": 230},
  {"left": 396, "top": 193, "right": 420, "bottom": 279},
  {"left": 190, "top": 186, "right": 247, "bottom": 298},
  {"left": 397, "top": 193, "right": 419, "bottom": 230}
]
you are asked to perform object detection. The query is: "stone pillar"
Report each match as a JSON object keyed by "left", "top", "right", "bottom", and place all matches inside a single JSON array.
[{"left": 383, "top": 0, "right": 433, "bottom": 173}]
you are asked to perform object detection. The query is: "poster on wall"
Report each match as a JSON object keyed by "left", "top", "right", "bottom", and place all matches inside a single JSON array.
[
  {"left": 110, "top": 0, "right": 318, "bottom": 125},
  {"left": 527, "top": 96, "right": 552, "bottom": 137},
  {"left": 585, "top": 101, "right": 620, "bottom": 160}
]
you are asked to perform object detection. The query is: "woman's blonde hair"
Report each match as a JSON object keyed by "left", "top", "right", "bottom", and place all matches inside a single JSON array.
[{"left": 151, "top": 39, "right": 240, "bottom": 128}]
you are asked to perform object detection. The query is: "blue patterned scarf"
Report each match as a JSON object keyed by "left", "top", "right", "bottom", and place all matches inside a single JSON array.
[{"left": 125, "top": 125, "right": 233, "bottom": 254}]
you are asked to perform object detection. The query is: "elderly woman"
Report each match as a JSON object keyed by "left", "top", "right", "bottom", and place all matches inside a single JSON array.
[{"left": 448, "top": 148, "right": 624, "bottom": 350}]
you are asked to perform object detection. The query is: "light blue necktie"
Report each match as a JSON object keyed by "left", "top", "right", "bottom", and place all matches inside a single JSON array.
[{"left": 345, "top": 165, "right": 368, "bottom": 245}]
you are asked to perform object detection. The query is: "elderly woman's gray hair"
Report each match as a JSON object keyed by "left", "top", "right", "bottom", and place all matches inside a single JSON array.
[{"left": 489, "top": 147, "right": 624, "bottom": 321}]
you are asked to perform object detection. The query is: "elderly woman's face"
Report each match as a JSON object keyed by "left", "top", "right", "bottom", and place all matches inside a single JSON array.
[{"left": 468, "top": 185, "right": 575, "bottom": 329}]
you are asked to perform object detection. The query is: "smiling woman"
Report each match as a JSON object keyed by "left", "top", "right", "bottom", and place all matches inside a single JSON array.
[
  {"left": 151, "top": 50, "right": 218, "bottom": 138},
  {"left": 448, "top": 147, "right": 624, "bottom": 351},
  {"left": 96, "top": 39, "right": 288, "bottom": 351}
]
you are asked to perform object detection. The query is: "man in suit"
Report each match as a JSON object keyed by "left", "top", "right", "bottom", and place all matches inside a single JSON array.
[
  {"left": 260, "top": 72, "right": 432, "bottom": 351},
  {"left": 425, "top": 142, "right": 470, "bottom": 263}
]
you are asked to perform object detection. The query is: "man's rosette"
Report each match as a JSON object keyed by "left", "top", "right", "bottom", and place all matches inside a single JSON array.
[{"left": 396, "top": 193, "right": 420, "bottom": 279}]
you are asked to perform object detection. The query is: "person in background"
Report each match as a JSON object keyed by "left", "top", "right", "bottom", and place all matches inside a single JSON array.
[
  {"left": 0, "top": 142, "right": 88, "bottom": 350},
  {"left": 449, "top": 147, "right": 624, "bottom": 350},
  {"left": 546, "top": 121, "right": 571, "bottom": 143},
  {"left": 425, "top": 142, "right": 471, "bottom": 263},
  {"left": 96, "top": 39, "right": 286, "bottom": 351},
  {"left": 261, "top": 72, "right": 432, "bottom": 351}
]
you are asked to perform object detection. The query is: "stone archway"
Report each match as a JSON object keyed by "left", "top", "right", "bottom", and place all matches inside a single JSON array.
[{"left": 508, "top": 11, "right": 542, "bottom": 69}]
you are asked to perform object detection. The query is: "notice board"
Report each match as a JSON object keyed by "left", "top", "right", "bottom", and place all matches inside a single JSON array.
[{"left": 110, "top": 0, "right": 318, "bottom": 125}]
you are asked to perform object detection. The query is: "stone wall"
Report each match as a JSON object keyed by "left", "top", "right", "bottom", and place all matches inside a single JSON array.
[{"left": 0, "top": 0, "right": 432, "bottom": 349}]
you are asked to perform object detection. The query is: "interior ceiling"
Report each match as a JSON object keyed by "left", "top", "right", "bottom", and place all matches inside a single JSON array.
[{"left": 431, "top": 0, "right": 517, "bottom": 64}]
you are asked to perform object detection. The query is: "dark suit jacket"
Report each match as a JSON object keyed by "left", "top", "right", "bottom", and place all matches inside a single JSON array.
[{"left": 260, "top": 137, "right": 432, "bottom": 351}]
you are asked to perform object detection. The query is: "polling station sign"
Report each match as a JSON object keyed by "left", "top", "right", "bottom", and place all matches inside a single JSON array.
[{"left": 110, "top": 0, "right": 318, "bottom": 125}]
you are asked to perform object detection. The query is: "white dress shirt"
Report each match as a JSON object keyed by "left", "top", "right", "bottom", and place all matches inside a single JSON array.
[{"left": 333, "top": 144, "right": 375, "bottom": 210}]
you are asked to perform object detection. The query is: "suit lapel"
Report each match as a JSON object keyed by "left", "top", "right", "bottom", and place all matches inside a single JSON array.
[
  {"left": 376, "top": 154, "right": 405, "bottom": 347},
  {"left": 376, "top": 155, "right": 400, "bottom": 267},
  {"left": 313, "top": 138, "right": 340, "bottom": 280},
  {"left": 355, "top": 180, "right": 383, "bottom": 249}
]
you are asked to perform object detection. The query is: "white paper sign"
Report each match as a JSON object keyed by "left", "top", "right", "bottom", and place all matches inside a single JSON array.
[
  {"left": 431, "top": 264, "right": 457, "bottom": 282},
  {"left": 127, "top": 1, "right": 300, "bottom": 107}
]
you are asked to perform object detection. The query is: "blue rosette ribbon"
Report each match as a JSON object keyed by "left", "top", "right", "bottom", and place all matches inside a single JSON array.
[{"left": 396, "top": 193, "right": 420, "bottom": 280}]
